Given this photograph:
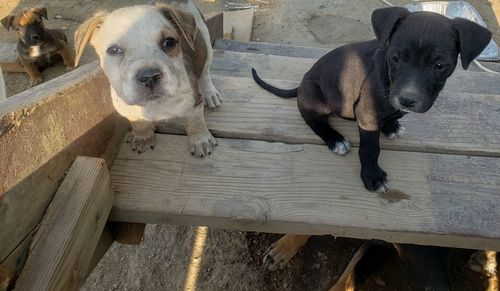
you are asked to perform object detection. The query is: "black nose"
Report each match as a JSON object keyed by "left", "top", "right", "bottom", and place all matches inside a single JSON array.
[
  {"left": 136, "top": 68, "right": 163, "bottom": 89},
  {"left": 31, "top": 34, "right": 40, "bottom": 42},
  {"left": 399, "top": 96, "right": 416, "bottom": 108}
]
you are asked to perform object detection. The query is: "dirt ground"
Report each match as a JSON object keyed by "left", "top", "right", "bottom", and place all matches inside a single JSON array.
[{"left": 1, "top": 1, "right": 499, "bottom": 290}]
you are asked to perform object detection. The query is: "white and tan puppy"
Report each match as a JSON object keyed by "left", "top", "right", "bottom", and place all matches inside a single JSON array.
[{"left": 74, "top": 1, "right": 221, "bottom": 156}]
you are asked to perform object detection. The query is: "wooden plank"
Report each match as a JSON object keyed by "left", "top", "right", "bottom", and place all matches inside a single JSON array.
[
  {"left": 214, "top": 38, "right": 331, "bottom": 59},
  {"left": 0, "top": 43, "right": 17, "bottom": 63},
  {"left": 0, "top": 67, "right": 5, "bottom": 101},
  {"left": 156, "top": 75, "right": 500, "bottom": 158},
  {"left": 0, "top": 62, "right": 26, "bottom": 73},
  {"left": 214, "top": 39, "right": 500, "bottom": 72},
  {"left": 110, "top": 134, "right": 500, "bottom": 251},
  {"left": 16, "top": 157, "right": 114, "bottom": 291},
  {"left": 210, "top": 50, "right": 500, "bottom": 94},
  {"left": 205, "top": 12, "right": 223, "bottom": 45},
  {"left": 0, "top": 61, "right": 127, "bottom": 282}
]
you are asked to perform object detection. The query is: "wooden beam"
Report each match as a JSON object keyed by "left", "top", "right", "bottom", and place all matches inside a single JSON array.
[
  {"left": 110, "top": 134, "right": 500, "bottom": 251},
  {"left": 213, "top": 39, "right": 500, "bottom": 72},
  {"left": 16, "top": 157, "right": 114, "bottom": 291},
  {"left": 210, "top": 50, "right": 500, "bottom": 95},
  {"left": 205, "top": 12, "right": 223, "bottom": 45},
  {"left": 0, "top": 67, "right": 5, "bottom": 101},
  {"left": 0, "top": 62, "right": 26, "bottom": 73},
  {"left": 0, "top": 61, "right": 127, "bottom": 283},
  {"left": 157, "top": 75, "right": 500, "bottom": 158},
  {"left": 108, "top": 222, "right": 146, "bottom": 245}
]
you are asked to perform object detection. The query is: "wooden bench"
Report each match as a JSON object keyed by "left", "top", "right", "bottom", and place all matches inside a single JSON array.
[{"left": 1, "top": 14, "right": 498, "bottom": 291}]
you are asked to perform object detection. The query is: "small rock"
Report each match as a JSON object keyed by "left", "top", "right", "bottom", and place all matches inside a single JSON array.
[
  {"left": 312, "top": 263, "right": 320, "bottom": 269},
  {"left": 61, "top": 26, "right": 68, "bottom": 30}
]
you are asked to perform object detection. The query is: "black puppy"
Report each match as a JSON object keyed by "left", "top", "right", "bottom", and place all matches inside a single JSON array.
[{"left": 252, "top": 7, "right": 491, "bottom": 192}]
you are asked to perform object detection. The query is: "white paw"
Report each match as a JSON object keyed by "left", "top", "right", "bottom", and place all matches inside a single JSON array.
[
  {"left": 376, "top": 182, "right": 389, "bottom": 193},
  {"left": 190, "top": 131, "right": 217, "bottom": 157},
  {"left": 126, "top": 130, "right": 156, "bottom": 154},
  {"left": 201, "top": 81, "right": 222, "bottom": 109},
  {"left": 387, "top": 125, "right": 406, "bottom": 140},
  {"left": 332, "top": 139, "right": 351, "bottom": 155}
]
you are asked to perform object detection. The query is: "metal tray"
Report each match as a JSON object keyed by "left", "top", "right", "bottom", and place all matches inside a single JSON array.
[{"left": 405, "top": 1, "right": 500, "bottom": 61}]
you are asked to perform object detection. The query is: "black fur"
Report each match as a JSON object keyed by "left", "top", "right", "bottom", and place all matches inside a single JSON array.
[{"left": 252, "top": 7, "right": 491, "bottom": 193}]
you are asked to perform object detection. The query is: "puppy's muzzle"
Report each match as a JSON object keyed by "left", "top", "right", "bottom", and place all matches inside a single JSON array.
[{"left": 136, "top": 67, "right": 163, "bottom": 90}]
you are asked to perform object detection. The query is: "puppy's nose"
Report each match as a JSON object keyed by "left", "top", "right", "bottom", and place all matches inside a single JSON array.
[
  {"left": 136, "top": 68, "right": 163, "bottom": 89},
  {"left": 399, "top": 96, "right": 416, "bottom": 108},
  {"left": 31, "top": 34, "right": 40, "bottom": 42}
]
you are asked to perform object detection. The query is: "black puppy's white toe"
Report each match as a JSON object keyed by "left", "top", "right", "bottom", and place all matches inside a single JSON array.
[
  {"left": 331, "top": 138, "right": 351, "bottom": 155},
  {"left": 361, "top": 166, "right": 388, "bottom": 193},
  {"left": 386, "top": 126, "right": 406, "bottom": 139}
]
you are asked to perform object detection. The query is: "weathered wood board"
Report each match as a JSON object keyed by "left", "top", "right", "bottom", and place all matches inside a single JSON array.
[
  {"left": 0, "top": 61, "right": 127, "bottom": 283},
  {"left": 16, "top": 157, "right": 114, "bottom": 291},
  {"left": 210, "top": 50, "right": 500, "bottom": 95},
  {"left": 214, "top": 39, "right": 500, "bottom": 72},
  {"left": 110, "top": 134, "right": 500, "bottom": 251},
  {"left": 157, "top": 75, "right": 500, "bottom": 157}
]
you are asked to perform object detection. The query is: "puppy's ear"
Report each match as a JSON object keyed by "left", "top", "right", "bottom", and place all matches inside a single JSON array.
[
  {"left": 74, "top": 12, "right": 107, "bottom": 67},
  {"left": 1, "top": 14, "right": 14, "bottom": 31},
  {"left": 453, "top": 18, "right": 492, "bottom": 70},
  {"left": 371, "top": 7, "right": 410, "bottom": 46},
  {"left": 159, "top": 6, "right": 197, "bottom": 51},
  {"left": 32, "top": 7, "right": 48, "bottom": 20}
]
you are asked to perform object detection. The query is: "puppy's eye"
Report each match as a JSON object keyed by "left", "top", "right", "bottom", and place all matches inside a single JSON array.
[
  {"left": 106, "top": 45, "right": 123, "bottom": 55},
  {"left": 391, "top": 55, "right": 400, "bottom": 63},
  {"left": 434, "top": 63, "right": 446, "bottom": 71},
  {"left": 162, "top": 37, "right": 176, "bottom": 49}
]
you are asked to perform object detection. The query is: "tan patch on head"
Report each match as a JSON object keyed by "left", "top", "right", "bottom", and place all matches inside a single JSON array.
[{"left": 14, "top": 7, "right": 47, "bottom": 27}]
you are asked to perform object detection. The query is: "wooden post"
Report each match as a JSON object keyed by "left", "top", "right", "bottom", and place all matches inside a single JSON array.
[
  {"left": 0, "top": 66, "right": 5, "bottom": 101},
  {"left": 15, "top": 157, "right": 114, "bottom": 291}
]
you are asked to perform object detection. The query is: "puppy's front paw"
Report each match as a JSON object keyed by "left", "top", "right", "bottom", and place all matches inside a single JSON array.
[
  {"left": 201, "top": 82, "right": 222, "bottom": 109},
  {"left": 361, "top": 166, "right": 388, "bottom": 193},
  {"left": 263, "top": 241, "right": 298, "bottom": 271},
  {"left": 190, "top": 131, "right": 217, "bottom": 157},
  {"left": 330, "top": 138, "right": 351, "bottom": 155},
  {"left": 29, "top": 78, "right": 42, "bottom": 87},
  {"left": 65, "top": 66, "right": 74, "bottom": 72},
  {"left": 126, "top": 129, "right": 156, "bottom": 154},
  {"left": 383, "top": 121, "right": 406, "bottom": 139}
]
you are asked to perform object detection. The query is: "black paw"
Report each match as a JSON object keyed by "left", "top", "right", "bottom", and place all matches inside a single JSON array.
[
  {"left": 361, "top": 166, "right": 388, "bottom": 193},
  {"left": 382, "top": 120, "right": 406, "bottom": 139}
]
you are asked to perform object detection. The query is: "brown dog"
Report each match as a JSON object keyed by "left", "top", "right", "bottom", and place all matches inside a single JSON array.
[{"left": 1, "top": 7, "right": 74, "bottom": 86}]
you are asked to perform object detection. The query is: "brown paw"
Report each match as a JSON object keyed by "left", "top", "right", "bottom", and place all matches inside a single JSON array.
[
  {"left": 189, "top": 131, "right": 217, "bottom": 158},
  {"left": 29, "top": 78, "right": 43, "bottom": 87},
  {"left": 126, "top": 130, "right": 156, "bottom": 154},
  {"left": 263, "top": 235, "right": 309, "bottom": 271}
]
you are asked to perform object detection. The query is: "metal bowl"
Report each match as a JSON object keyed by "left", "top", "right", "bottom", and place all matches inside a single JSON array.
[{"left": 405, "top": 1, "right": 500, "bottom": 61}]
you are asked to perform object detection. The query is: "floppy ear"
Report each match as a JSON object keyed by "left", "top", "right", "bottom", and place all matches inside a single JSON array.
[
  {"left": 1, "top": 14, "right": 14, "bottom": 31},
  {"left": 32, "top": 7, "right": 48, "bottom": 20},
  {"left": 159, "top": 6, "right": 198, "bottom": 51},
  {"left": 74, "top": 12, "right": 107, "bottom": 67},
  {"left": 453, "top": 18, "right": 492, "bottom": 70},
  {"left": 371, "top": 7, "right": 410, "bottom": 46}
]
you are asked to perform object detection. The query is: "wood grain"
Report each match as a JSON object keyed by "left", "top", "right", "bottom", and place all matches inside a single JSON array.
[
  {"left": 210, "top": 50, "right": 500, "bottom": 95},
  {"left": 213, "top": 39, "right": 500, "bottom": 72},
  {"left": 156, "top": 75, "right": 500, "bottom": 157},
  {"left": 110, "top": 134, "right": 500, "bottom": 251},
  {"left": 0, "top": 61, "right": 127, "bottom": 282},
  {"left": 0, "top": 43, "right": 18, "bottom": 63},
  {"left": 16, "top": 157, "right": 114, "bottom": 291}
]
